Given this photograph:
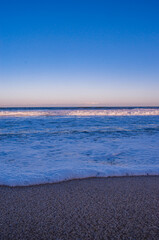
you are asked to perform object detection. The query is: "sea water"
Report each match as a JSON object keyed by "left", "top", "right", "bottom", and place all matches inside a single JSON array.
[{"left": 0, "top": 107, "right": 159, "bottom": 186}]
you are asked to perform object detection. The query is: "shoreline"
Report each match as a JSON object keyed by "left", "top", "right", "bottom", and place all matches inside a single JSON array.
[
  {"left": 0, "top": 174, "right": 159, "bottom": 188},
  {"left": 0, "top": 175, "right": 159, "bottom": 239}
]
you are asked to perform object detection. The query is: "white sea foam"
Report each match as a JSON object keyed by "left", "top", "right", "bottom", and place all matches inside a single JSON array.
[
  {"left": 0, "top": 108, "right": 159, "bottom": 117},
  {"left": 0, "top": 165, "right": 159, "bottom": 186}
]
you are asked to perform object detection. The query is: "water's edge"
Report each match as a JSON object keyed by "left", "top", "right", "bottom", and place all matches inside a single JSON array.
[{"left": 1, "top": 174, "right": 159, "bottom": 188}]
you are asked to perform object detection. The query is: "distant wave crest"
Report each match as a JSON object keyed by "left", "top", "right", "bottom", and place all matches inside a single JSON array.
[{"left": 0, "top": 108, "right": 159, "bottom": 117}]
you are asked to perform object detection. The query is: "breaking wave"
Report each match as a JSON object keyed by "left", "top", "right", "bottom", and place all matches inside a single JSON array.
[{"left": 0, "top": 107, "right": 159, "bottom": 117}]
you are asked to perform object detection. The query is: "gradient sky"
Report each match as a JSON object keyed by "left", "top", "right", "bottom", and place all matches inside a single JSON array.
[{"left": 0, "top": 0, "right": 159, "bottom": 107}]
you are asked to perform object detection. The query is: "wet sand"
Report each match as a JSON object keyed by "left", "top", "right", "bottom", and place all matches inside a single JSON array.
[{"left": 0, "top": 176, "right": 159, "bottom": 240}]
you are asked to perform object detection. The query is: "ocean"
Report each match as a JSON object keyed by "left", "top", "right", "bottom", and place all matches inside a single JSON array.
[{"left": 0, "top": 107, "right": 159, "bottom": 186}]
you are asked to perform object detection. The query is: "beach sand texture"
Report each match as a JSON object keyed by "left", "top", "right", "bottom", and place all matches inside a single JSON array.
[{"left": 0, "top": 176, "right": 159, "bottom": 240}]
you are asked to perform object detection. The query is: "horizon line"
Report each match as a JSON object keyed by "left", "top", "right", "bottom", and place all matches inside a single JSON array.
[{"left": 0, "top": 105, "right": 159, "bottom": 109}]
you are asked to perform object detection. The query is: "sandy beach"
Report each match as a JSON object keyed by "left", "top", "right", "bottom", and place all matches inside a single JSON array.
[{"left": 0, "top": 176, "right": 159, "bottom": 240}]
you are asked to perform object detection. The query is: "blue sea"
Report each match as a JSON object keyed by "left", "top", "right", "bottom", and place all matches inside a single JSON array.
[{"left": 0, "top": 107, "right": 159, "bottom": 186}]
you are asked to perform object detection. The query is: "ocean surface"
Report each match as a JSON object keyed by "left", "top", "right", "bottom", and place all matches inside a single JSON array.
[{"left": 0, "top": 107, "right": 159, "bottom": 186}]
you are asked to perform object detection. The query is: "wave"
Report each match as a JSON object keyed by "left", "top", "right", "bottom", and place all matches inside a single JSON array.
[
  {"left": 0, "top": 108, "right": 159, "bottom": 117},
  {"left": 1, "top": 127, "right": 159, "bottom": 139},
  {"left": 0, "top": 165, "right": 159, "bottom": 186}
]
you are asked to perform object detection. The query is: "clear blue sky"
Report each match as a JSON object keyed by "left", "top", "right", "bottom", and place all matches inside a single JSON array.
[{"left": 0, "top": 0, "right": 159, "bottom": 107}]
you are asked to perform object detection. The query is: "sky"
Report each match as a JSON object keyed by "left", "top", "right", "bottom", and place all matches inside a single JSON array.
[{"left": 0, "top": 0, "right": 159, "bottom": 107}]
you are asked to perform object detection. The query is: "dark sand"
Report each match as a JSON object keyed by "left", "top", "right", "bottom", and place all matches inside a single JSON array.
[{"left": 0, "top": 176, "right": 159, "bottom": 240}]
